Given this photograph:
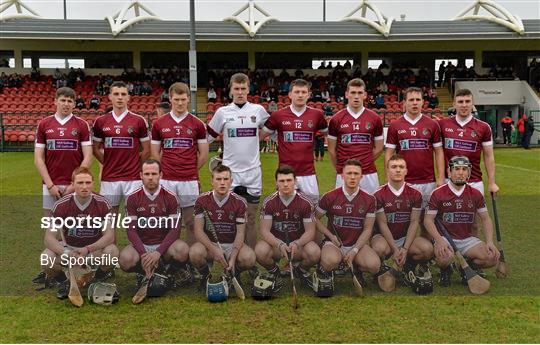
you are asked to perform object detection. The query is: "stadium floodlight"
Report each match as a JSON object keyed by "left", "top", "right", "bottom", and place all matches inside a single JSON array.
[
  {"left": 105, "top": 0, "right": 162, "bottom": 37},
  {"left": 341, "top": 0, "right": 394, "bottom": 37},
  {"left": 454, "top": 0, "right": 524, "bottom": 35},
  {"left": 0, "top": 0, "right": 41, "bottom": 21},
  {"left": 223, "top": 0, "right": 278, "bottom": 38}
]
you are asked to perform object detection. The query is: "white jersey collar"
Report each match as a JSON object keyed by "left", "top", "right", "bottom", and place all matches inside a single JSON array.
[
  {"left": 212, "top": 190, "right": 230, "bottom": 208},
  {"left": 279, "top": 191, "right": 296, "bottom": 207},
  {"left": 143, "top": 185, "right": 161, "bottom": 201},
  {"left": 404, "top": 113, "right": 423, "bottom": 126},
  {"left": 455, "top": 115, "right": 473, "bottom": 127},
  {"left": 74, "top": 194, "right": 92, "bottom": 211},
  {"left": 341, "top": 186, "right": 360, "bottom": 202},
  {"left": 448, "top": 182, "right": 465, "bottom": 197},
  {"left": 388, "top": 182, "right": 406, "bottom": 196},
  {"left": 347, "top": 106, "right": 365, "bottom": 119},
  {"left": 170, "top": 111, "right": 188, "bottom": 123},
  {"left": 112, "top": 109, "right": 129, "bottom": 123},
  {"left": 54, "top": 113, "right": 73, "bottom": 126},
  {"left": 290, "top": 105, "right": 307, "bottom": 117}
]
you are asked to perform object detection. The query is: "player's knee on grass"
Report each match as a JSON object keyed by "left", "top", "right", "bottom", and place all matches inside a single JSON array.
[
  {"left": 188, "top": 242, "right": 207, "bottom": 268},
  {"left": 237, "top": 246, "right": 256, "bottom": 270},
  {"left": 300, "top": 241, "right": 321, "bottom": 267},
  {"left": 371, "top": 236, "right": 391, "bottom": 259},
  {"left": 41, "top": 248, "right": 62, "bottom": 275},
  {"left": 182, "top": 207, "right": 195, "bottom": 245},
  {"left": 99, "top": 244, "right": 119, "bottom": 271},
  {"left": 254, "top": 240, "right": 275, "bottom": 268},
  {"left": 320, "top": 245, "right": 342, "bottom": 272},
  {"left": 410, "top": 237, "right": 434, "bottom": 261},
  {"left": 167, "top": 240, "right": 189, "bottom": 263},
  {"left": 465, "top": 243, "right": 497, "bottom": 269},
  {"left": 356, "top": 246, "right": 381, "bottom": 274}
]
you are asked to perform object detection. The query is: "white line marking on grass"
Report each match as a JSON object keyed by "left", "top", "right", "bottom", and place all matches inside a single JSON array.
[{"left": 496, "top": 164, "right": 540, "bottom": 173}]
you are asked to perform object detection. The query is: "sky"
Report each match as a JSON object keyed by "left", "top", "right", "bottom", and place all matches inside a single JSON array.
[{"left": 6, "top": 0, "right": 540, "bottom": 22}]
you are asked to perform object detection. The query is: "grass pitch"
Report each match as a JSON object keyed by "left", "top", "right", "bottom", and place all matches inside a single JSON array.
[{"left": 0, "top": 149, "right": 539, "bottom": 343}]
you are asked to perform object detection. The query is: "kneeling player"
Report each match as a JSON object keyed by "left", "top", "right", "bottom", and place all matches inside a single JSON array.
[
  {"left": 372, "top": 154, "right": 434, "bottom": 274},
  {"left": 424, "top": 156, "right": 500, "bottom": 286},
  {"left": 41, "top": 167, "right": 118, "bottom": 299},
  {"left": 119, "top": 159, "right": 189, "bottom": 297},
  {"left": 189, "top": 164, "right": 256, "bottom": 289},
  {"left": 255, "top": 165, "right": 320, "bottom": 290},
  {"left": 316, "top": 159, "right": 384, "bottom": 290}
]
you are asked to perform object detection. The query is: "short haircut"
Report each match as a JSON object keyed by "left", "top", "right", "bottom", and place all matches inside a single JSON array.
[
  {"left": 72, "top": 166, "right": 93, "bottom": 181},
  {"left": 156, "top": 102, "right": 171, "bottom": 111},
  {"left": 229, "top": 73, "right": 249, "bottom": 87},
  {"left": 403, "top": 87, "right": 423, "bottom": 99},
  {"left": 212, "top": 163, "right": 231, "bottom": 177},
  {"left": 275, "top": 165, "right": 296, "bottom": 179},
  {"left": 347, "top": 78, "right": 366, "bottom": 91},
  {"left": 110, "top": 81, "right": 128, "bottom": 92},
  {"left": 142, "top": 158, "right": 161, "bottom": 172},
  {"left": 454, "top": 88, "right": 473, "bottom": 99},
  {"left": 289, "top": 79, "right": 311, "bottom": 92},
  {"left": 343, "top": 159, "right": 362, "bottom": 169},
  {"left": 169, "top": 82, "right": 189, "bottom": 96},
  {"left": 56, "top": 87, "right": 76, "bottom": 100},
  {"left": 387, "top": 154, "right": 406, "bottom": 166}
]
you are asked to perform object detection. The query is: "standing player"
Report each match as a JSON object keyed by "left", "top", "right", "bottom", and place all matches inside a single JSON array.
[
  {"left": 439, "top": 88, "right": 498, "bottom": 195},
  {"left": 327, "top": 78, "right": 384, "bottom": 193},
  {"left": 189, "top": 164, "right": 256, "bottom": 288},
  {"left": 151, "top": 82, "right": 208, "bottom": 245},
  {"left": 424, "top": 156, "right": 499, "bottom": 286},
  {"left": 262, "top": 79, "right": 328, "bottom": 202},
  {"left": 315, "top": 160, "right": 382, "bottom": 285},
  {"left": 385, "top": 87, "right": 445, "bottom": 209},
  {"left": 119, "top": 159, "right": 189, "bottom": 291},
  {"left": 371, "top": 154, "right": 434, "bottom": 273},
  {"left": 206, "top": 73, "right": 270, "bottom": 249},
  {"left": 35, "top": 87, "right": 93, "bottom": 216},
  {"left": 255, "top": 166, "right": 320, "bottom": 289},
  {"left": 40, "top": 167, "right": 118, "bottom": 299},
  {"left": 33, "top": 87, "right": 93, "bottom": 284},
  {"left": 92, "top": 81, "right": 150, "bottom": 215}
]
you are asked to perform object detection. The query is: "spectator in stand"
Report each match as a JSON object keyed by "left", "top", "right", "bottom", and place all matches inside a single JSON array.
[
  {"left": 207, "top": 87, "right": 217, "bottom": 103},
  {"left": 344, "top": 60, "right": 352, "bottom": 69},
  {"left": 141, "top": 82, "right": 152, "bottom": 95},
  {"left": 31, "top": 67, "right": 40, "bottom": 81},
  {"left": 260, "top": 88, "right": 271, "bottom": 102},
  {"left": 523, "top": 115, "right": 537, "bottom": 149},
  {"left": 321, "top": 89, "right": 330, "bottom": 102},
  {"left": 375, "top": 93, "right": 386, "bottom": 109},
  {"left": 75, "top": 95, "right": 86, "bottom": 109},
  {"left": 89, "top": 94, "right": 101, "bottom": 110},
  {"left": 295, "top": 68, "right": 304, "bottom": 78},
  {"left": 279, "top": 68, "right": 290, "bottom": 79},
  {"left": 127, "top": 81, "right": 134, "bottom": 94},
  {"left": 317, "top": 62, "right": 326, "bottom": 69},
  {"left": 437, "top": 61, "right": 446, "bottom": 87},
  {"left": 326, "top": 61, "right": 333, "bottom": 69},
  {"left": 500, "top": 112, "right": 514, "bottom": 146},
  {"left": 280, "top": 80, "right": 290, "bottom": 96},
  {"left": 268, "top": 100, "right": 278, "bottom": 114},
  {"left": 427, "top": 89, "right": 439, "bottom": 109},
  {"left": 445, "top": 62, "right": 456, "bottom": 85},
  {"left": 378, "top": 60, "right": 389, "bottom": 70},
  {"left": 379, "top": 80, "right": 388, "bottom": 94},
  {"left": 517, "top": 113, "right": 527, "bottom": 147},
  {"left": 314, "top": 130, "right": 325, "bottom": 161},
  {"left": 312, "top": 88, "right": 322, "bottom": 102},
  {"left": 161, "top": 89, "right": 169, "bottom": 102}
]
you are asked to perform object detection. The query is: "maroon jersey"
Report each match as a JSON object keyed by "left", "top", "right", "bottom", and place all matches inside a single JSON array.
[
  {"left": 35, "top": 114, "right": 91, "bottom": 185},
  {"left": 261, "top": 191, "right": 315, "bottom": 242},
  {"left": 92, "top": 110, "right": 149, "bottom": 182},
  {"left": 51, "top": 193, "right": 111, "bottom": 248},
  {"left": 374, "top": 183, "right": 423, "bottom": 240},
  {"left": 385, "top": 114, "right": 442, "bottom": 184},
  {"left": 426, "top": 183, "right": 487, "bottom": 239},
  {"left": 328, "top": 107, "right": 383, "bottom": 174},
  {"left": 263, "top": 106, "right": 328, "bottom": 176},
  {"left": 151, "top": 112, "right": 207, "bottom": 181},
  {"left": 439, "top": 116, "right": 493, "bottom": 182},
  {"left": 317, "top": 187, "right": 376, "bottom": 246},
  {"left": 125, "top": 186, "right": 180, "bottom": 255},
  {"left": 193, "top": 191, "right": 247, "bottom": 244}
]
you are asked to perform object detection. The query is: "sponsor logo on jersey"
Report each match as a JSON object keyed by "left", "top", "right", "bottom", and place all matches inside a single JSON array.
[
  {"left": 137, "top": 207, "right": 146, "bottom": 211},
  {"left": 445, "top": 128, "right": 454, "bottom": 133},
  {"left": 443, "top": 202, "right": 452, "bottom": 206},
  {"left": 332, "top": 205, "right": 342, "bottom": 210},
  {"left": 162, "top": 128, "right": 171, "bottom": 132},
  {"left": 444, "top": 138, "right": 477, "bottom": 151},
  {"left": 283, "top": 131, "right": 313, "bottom": 142},
  {"left": 398, "top": 129, "right": 407, "bottom": 134},
  {"left": 341, "top": 133, "right": 371, "bottom": 144},
  {"left": 46, "top": 139, "right": 78, "bottom": 150},
  {"left": 399, "top": 138, "right": 429, "bottom": 150},
  {"left": 105, "top": 137, "right": 134, "bottom": 148},
  {"left": 282, "top": 121, "right": 292, "bottom": 125},
  {"left": 443, "top": 212, "right": 475, "bottom": 223},
  {"left": 340, "top": 124, "right": 350, "bottom": 129},
  {"left": 46, "top": 129, "right": 55, "bottom": 134},
  {"left": 103, "top": 127, "right": 111, "bottom": 132}
]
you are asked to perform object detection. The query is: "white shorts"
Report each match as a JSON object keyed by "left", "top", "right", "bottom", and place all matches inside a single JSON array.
[
  {"left": 100, "top": 180, "right": 143, "bottom": 207},
  {"left": 445, "top": 179, "right": 484, "bottom": 195},
  {"left": 296, "top": 174, "right": 319, "bottom": 203},
  {"left": 409, "top": 182, "right": 436, "bottom": 209},
  {"left": 231, "top": 166, "right": 262, "bottom": 198},
  {"left": 335, "top": 172, "right": 380, "bottom": 194},
  {"left": 323, "top": 241, "right": 355, "bottom": 256},
  {"left": 161, "top": 179, "right": 200, "bottom": 208},
  {"left": 212, "top": 242, "right": 234, "bottom": 260},
  {"left": 372, "top": 234, "right": 406, "bottom": 248},
  {"left": 442, "top": 236, "right": 482, "bottom": 255},
  {"left": 143, "top": 244, "right": 159, "bottom": 253},
  {"left": 42, "top": 184, "right": 68, "bottom": 210}
]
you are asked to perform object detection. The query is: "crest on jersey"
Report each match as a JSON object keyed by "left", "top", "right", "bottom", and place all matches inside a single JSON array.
[
  {"left": 468, "top": 199, "right": 474, "bottom": 209},
  {"left": 128, "top": 126, "right": 134, "bottom": 134},
  {"left": 229, "top": 212, "right": 235, "bottom": 221},
  {"left": 71, "top": 128, "right": 78, "bottom": 136},
  {"left": 187, "top": 127, "right": 193, "bottom": 135},
  {"left": 307, "top": 120, "right": 314, "bottom": 128},
  {"left": 407, "top": 200, "right": 411, "bottom": 208},
  {"left": 251, "top": 115, "right": 257, "bottom": 123},
  {"left": 365, "top": 122, "right": 372, "bottom": 130},
  {"left": 358, "top": 207, "right": 365, "bottom": 215},
  {"left": 422, "top": 128, "right": 429, "bottom": 136},
  {"left": 471, "top": 130, "right": 477, "bottom": 138},
  {"left": 294, "top": 213, "right": 299, "bottom": 219}
]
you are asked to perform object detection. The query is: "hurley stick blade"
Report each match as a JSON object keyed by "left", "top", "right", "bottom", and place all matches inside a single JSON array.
[
  {"left": 349, "top": 263, "right": 363, "bottom": 296},
  {"left": 495, "top": 255, "right": 508, "bottom": 279},
  {"left": 231, "top": 276, "right": 245, "bottom": 300},
  {"left": 377, "top": 270, "right": 396, "bottom": 292},
  {"left": 132, "top": 277, "right": 149, "bottom": 304},
  {"left": 68, "top": 269, "right": 84, "bottom": 307},
  {"left": 455, "top": 252, "right": 490, "bottom": 295},
  {"left": 491, "top": 193, "right": 508, "bottom": 279}
]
